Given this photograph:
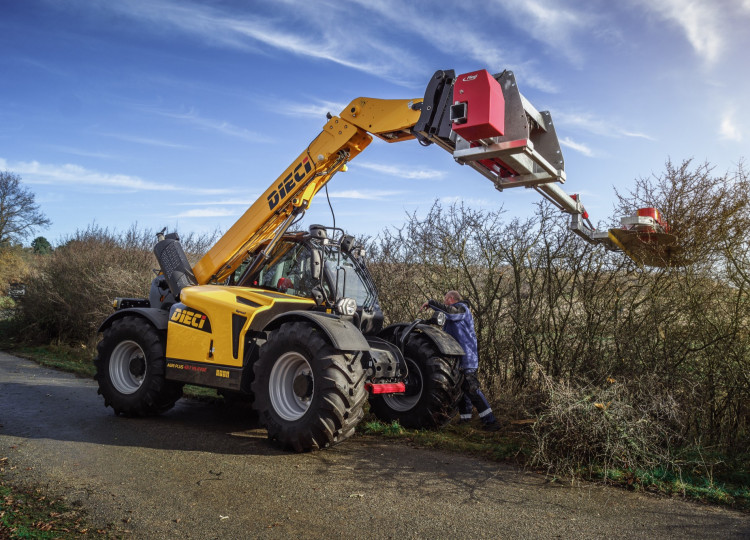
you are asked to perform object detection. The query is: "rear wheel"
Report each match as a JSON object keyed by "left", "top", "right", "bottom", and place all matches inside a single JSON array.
[
  {"left": 369, "top": 334, "right": 461, "bottom": 428},
  {"left": 252, "top": 321, "right": 367, "bottom": 451},
  {"left": 95, "top": 317, "right": 183, "bottom": 416}
]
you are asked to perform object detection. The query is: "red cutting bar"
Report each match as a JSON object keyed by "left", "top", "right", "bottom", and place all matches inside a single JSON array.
[{"left": 365, "top": 382, "right": 406, "bottom": 394}]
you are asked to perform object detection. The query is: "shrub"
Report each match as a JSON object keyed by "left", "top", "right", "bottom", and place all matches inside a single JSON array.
[
  {"left": 530, "top": 371, "right": 683, "bottom": 477},
  {"left": 0, "top": 244, "right": 30, "bottom": 297},
  {"left": 17, "top": 224, "right": 216, "bottom": 344},
  {"left": 368, "top": 159, "right": 750, "bottom": 458}
]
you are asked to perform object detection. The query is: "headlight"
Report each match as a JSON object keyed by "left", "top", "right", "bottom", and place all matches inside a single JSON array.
[
  {"left": 336, "top": 297, "right": 357, "bottom": 316},
  {"left": 432, "top": 311, "right": 446, "bottom": 326}
]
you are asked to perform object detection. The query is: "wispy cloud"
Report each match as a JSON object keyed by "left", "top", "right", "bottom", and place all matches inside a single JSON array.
[
  {"left": 98, "top": 0, "right": 422, "bottom": 85},
  {"left": 489, "top": 0, "right": 594, "bottom": 67},
  {"left": 276, "top": 99, "right": 348, "bottom": 119},
  {"left": 100, "top": 133, "right": 189, "bottom": 149},
  {"left": 327, "top": 189, "right": 402, "bottom": 200},
  {"left": 632, "top": 0, "right": 725, "bottom": 63},
  {"left": 1, "top": 158, "right": 229, "bottom": 195},
  {"left": 172, "top": 199, "right": 259, "bottom": 206},
  {"left": 346, "top": 0, "right": 561, "bottom": 92},
  {"left": 354, "top": 162, "right": 446, "bottom": 180},
  {"left": 620, "top": 131, "right": 655, "bottom": 141},
  {"left": 171, "top": 208, "right": 238, "bottom": 218},
  {"left": 719, "top": 112, "right": 742, "bottom": 142},
  {"left": 149, "top": 108, "right": 267, "bottom": 142},
  {"left": 555, "top": 111, "right": 655, "bottom": 141},
  {"left": 46, "top": 145, "right": 118, "bottom": 159},
  {"left": 61, "top": 0, "right": 578, "bottom": 92},
  {"left": 439, "top": 196, "right": 500, "bottom": 207},
  {"left": 560, "top": 137, "right": 594, "bottom": 157}
]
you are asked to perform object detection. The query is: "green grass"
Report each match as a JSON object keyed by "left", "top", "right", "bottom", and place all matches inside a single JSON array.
[
  {"left": 595, "top": 466, "right": 750, "bottom": 510},
  {"left": 357, "top": 417, "right": 525, "bottom": 462},
  {"left": 11, "top": 345, "right": 96, "bottom": 378},
  {"left": 6, "top": 344, "right": 219, "bottom": 401}
]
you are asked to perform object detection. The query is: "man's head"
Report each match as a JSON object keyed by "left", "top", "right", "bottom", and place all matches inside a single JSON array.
[{"left": 444, "top": 290, "right": 462, "bottom": 305}]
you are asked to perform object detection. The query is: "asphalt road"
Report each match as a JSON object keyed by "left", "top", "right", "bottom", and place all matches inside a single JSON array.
[{"left": 0, "top": 351, "right": 748, "bottom": 539}]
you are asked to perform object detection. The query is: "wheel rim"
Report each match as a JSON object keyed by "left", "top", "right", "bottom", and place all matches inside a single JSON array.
[
  {"left": 109, "top": 340, "right": 147, "bottom": 394},
  {"left": 269, "top": 351, "right": 314, "bottom": 421},
  {"left": 382, "top": 357, "right": 423, "bottom": 412}
]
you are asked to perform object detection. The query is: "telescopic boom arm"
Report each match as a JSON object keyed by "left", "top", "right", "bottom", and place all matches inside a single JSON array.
[{"left": 192, "top": 68, "right": 674, "bottom": 285}]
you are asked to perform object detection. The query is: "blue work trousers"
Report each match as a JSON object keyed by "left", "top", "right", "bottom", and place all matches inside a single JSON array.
[{"left": 459, "top": 369, "right": 496, "bottom": 424}]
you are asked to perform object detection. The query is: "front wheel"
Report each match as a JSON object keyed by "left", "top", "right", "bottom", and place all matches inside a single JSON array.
[
  {"left": 252, "top": 322, "right": 367, "bottom": 451},
  {"left": 94, "top": 316, "right": 183, "bottom": 416},
  {"left": 369, "top": 334, "right": 462, "bottom": 428}
]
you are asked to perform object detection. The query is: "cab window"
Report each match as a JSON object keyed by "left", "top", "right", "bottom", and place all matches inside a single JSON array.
[{"left": 257, "top": 242, "right": 315, "bottom": 298}]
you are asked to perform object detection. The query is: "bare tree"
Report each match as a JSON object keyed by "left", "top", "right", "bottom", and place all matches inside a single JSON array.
[
  {"left": 614, "top": 159, "right": 750, "bottom": 266},
  {"left": 0, "top": 171, "right": 51, "bottom": 245}
]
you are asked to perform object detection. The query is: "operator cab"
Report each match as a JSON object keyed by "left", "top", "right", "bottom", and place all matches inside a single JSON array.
[{"left": 232, "top": 225, "right": 384, "bottom": 334}]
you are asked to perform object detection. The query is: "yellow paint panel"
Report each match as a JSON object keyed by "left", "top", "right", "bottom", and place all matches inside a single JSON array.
[
  {"left": 166, "top": 285, "right": 315, "bottom": 367},
  {"left": 340, "top": 98, "right": 421, "bottom": 141}
]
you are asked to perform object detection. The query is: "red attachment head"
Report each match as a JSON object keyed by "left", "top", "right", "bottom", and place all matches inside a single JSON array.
[{"left": 451, "top": 70, "right": 506, "bottom": 141}]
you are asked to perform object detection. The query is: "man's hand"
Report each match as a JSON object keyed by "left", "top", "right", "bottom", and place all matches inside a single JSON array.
[{"left": 421, "top": 301, "right": 429, "bottom": 311}]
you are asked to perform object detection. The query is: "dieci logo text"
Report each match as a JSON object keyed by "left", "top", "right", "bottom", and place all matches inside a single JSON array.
[{"left": 170, "top": 306, "right": 212, "bottom": 332}]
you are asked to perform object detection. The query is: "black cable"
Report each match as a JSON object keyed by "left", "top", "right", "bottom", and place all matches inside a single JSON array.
[{"left": 325, "top": 184, "right": 336, "bottom": 230}]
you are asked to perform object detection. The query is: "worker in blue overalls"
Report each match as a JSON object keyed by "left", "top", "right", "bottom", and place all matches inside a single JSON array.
[{"left": 423, "top": 290, "right": 500, "bottom": 432}]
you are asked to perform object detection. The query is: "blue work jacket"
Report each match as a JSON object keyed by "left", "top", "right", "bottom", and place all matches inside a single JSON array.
[{"left": 428, "top": 300, "right": 479, "bottom": 370}]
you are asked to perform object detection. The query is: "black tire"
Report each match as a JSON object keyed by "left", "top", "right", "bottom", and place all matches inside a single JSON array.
[
  {"left": 94, "top": 316, "right": 183, "bottom": 416},
  {"left": 369, "top": 334, "right": 462, "bottom": 428},
  {"left": 252, "top": 321, "right": 367, "bottom": 452}
]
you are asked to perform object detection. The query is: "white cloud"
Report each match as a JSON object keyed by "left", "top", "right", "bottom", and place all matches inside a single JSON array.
[
  {"left": 150, "top": 108, "right": 267, "bottom": 142},
  {"left": 633, "top": 0, "right": 725, "bottom": 63},
  {"left": 46, "top": 145, "right": 118, "bottom": 159},
  {"left": 620, "top": 131, "right": 656, "bottom": 141},
  {"left": 490, "top": 0, "right": 593, "bottom": 67},
  {"left": 277, "top": 99, "right": 348, "bottom": 119},
  {"left": 354, "top": 162, "right": 446, "bottom": 180},
  {"left": 555, "top": 111, "right": 655, "bottom": 141},
  {"left": 439, "top": 196, "right": 499, "bottom": 207},
  {"left": 334, "top": 0, "right": 561, "bottom": 92},
  {"left": 719, "top": 112, "right": 742, "bottom": 142},
  {"left": 60, "top": 0, "right": 579, "bottom": 92},
  {"left": 559, "top": 137, "right": 594, "bottom": 157},
  {"left": 2, "top": 158, "right": 229, "bottom": 195},
  {"left": 173, "top": 199, "right": 259, "bottom": 206},
  {"left": 327, "top": 189, "right": 401, "bottom": 200},
  {"left": 171, "top": 208, "right": 237, "bottom": 218},
  {"left": 99, "top": 0, "right": 422, "bottom": 85},
  {"left": 100, "top": 133, "right": 189, "bottom": 149}
]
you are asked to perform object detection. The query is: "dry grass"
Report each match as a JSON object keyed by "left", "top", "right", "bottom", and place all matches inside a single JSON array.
[{"left": 529, "top": 369, "right": 683, "bottom": 478}]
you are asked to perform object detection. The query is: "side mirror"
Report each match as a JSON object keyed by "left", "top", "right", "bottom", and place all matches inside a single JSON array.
[
  {"left": 341, "top": 234, "right": 355, "bottom": 253},
  {"left": 311, "top": 285, "right": 325, "bottom": 306}
]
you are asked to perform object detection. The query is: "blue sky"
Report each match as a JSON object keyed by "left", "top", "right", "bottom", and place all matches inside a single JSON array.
[{"left": 2, "top": 0, "right": 748, "bottom": 246}]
